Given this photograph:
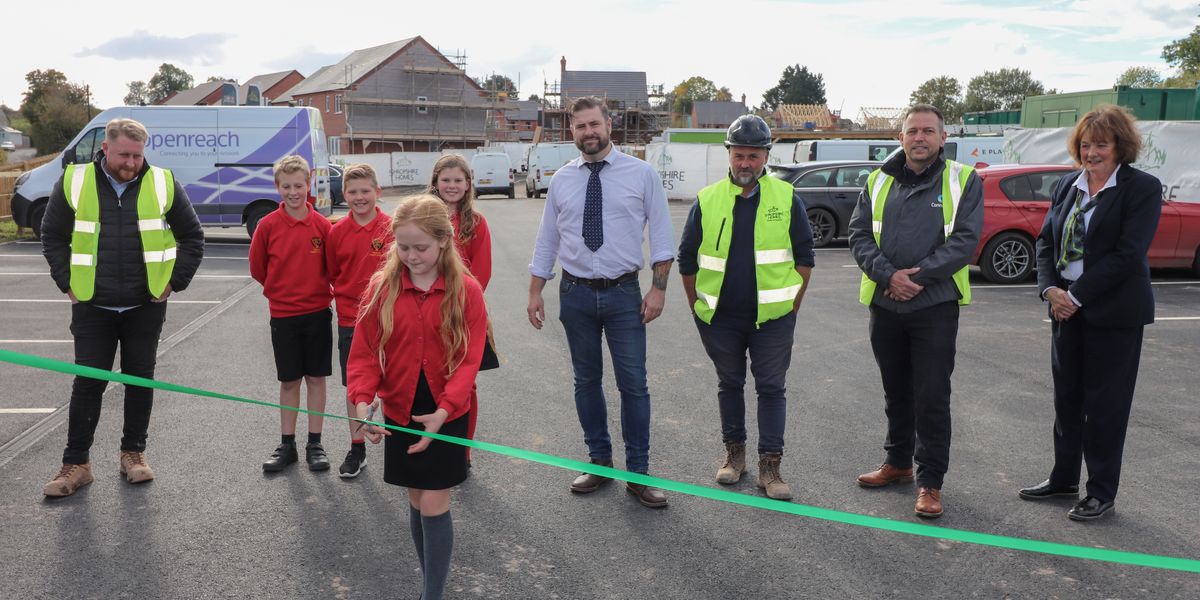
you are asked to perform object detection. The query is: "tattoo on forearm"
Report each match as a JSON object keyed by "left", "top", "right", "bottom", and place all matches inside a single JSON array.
[{"left": 652, "top": 260, "right": 673, "bottom": 291}]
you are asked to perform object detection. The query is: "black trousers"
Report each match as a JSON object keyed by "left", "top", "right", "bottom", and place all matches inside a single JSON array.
[
  {"left": 63, "top": 302, "right": 167, "bottom": 465},
  {"left": 868, "top": 301, "right": 958, "bottom": 489},
  {"left": 1048, "top": 316, "right": 1144, "bottom": 503}
]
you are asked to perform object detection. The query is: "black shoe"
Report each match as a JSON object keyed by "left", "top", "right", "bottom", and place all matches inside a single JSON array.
[
  {"left": 262, "top": 443, "right": 298, "bottom": 472},
  {"left": 338, "top": 447, "right": 366, "bottom": 479},
  {"left": 1068, "top": 496, "right": 1114, "bottom": 521},
  {"left": 1018, "top": 479, "right": 1079, "bottom": 500},
  {"left": 306, "top": 443, "right": 330, "bottom": 472}
]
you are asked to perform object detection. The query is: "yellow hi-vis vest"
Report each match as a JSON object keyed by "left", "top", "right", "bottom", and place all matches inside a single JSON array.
[
  {"left": 858, "top": 159, "right": 973, "bottom": 307},
  {"left": 63, "top": 163, "right": 177, "bottom": 302},
  {"left": 694, "top": 174, "right": 804, "bottom": 326}
]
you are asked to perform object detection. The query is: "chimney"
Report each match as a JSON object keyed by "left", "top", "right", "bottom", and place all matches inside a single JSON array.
[{"left": 741, "top": 93, "right": 746, "bottom": 105}]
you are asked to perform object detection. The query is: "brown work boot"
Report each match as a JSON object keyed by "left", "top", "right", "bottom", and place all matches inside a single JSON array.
[
  {"left": 715, "top": 442, "right": 746, "bottom": 485},
  {"left": 915, "top": 487, "right": 943, "bottom": 518},
  {"left": 119, "top": 451, "right": 155, "bottom": 484},
  {"left": 757, "top": 453, "right": 793, "bottom": 501},
  {"left": 857, "top": 463, "right": 914, "bottom": 488},
  {"left": 570, "top": 458, "right": 614, "bottom": 494},
  {"left": 43, "top": 463, "right": 94, "bottom": 497}
]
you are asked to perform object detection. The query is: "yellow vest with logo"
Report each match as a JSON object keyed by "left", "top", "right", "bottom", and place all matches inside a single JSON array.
[
  {"left": 694, "top": 175, "right": 804, "bottom": 326},
  {"left": 63, "top": 163, "right": 177, "bottom": 302},
  {"left": 858, "top": 159, "right": 973, "bottom": 306}
]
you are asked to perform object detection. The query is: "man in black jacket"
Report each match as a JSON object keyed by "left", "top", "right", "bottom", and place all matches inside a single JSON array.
[{"left": 40, "top": 118, "right": 204, "bottom": 497}]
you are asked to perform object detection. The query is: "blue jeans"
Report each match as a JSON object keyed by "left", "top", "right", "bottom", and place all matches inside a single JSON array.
[
  {"left": 558, "top": 277, "right": 651, "bottom": 473},
  {"left": 695, "top": 311, "right": 796, "bottom": 455}
]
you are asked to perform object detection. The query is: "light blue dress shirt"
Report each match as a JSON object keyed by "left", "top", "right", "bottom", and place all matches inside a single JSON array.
[{"left": 529, "top": 145, "right": 675, "bottom": 280}]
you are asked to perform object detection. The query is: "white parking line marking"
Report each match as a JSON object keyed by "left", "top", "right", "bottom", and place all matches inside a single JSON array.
[
  {"left": 0, "top": 254, "right": 44, "bottom": 258},
  {"left": 200, "top": 256, "right": 249, "bottom": 260},
  {"left": 980, "top": 281, "right": 1199, "bottom": 290},
  {"left": 0, "top": 408, "right": 57, "bottom": 414},
  {"left": 1042, "top": 316, "right": 1200, "bottom": 323},
  {"left": 0, "top": 340, "right": 72, "bottom": 343},
  {"left": 0, "top": 299, "right": 221, "bottom": 304},
  {"left": 0, "top": 273, "right": 251, "bottom": 279}
]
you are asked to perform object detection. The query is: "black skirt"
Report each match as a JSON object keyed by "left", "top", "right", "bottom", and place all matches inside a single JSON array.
[{"left": 383, "top": 371, "right": 469, "bottom": 490}]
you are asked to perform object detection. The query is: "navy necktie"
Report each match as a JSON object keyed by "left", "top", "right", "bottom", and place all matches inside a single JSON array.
[{"left": 583, "top": 161, "right": 605, "bottom": 252}]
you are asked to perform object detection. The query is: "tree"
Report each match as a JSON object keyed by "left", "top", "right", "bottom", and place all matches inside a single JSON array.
[
  {"left": 963, "top": 68, "right": 1044, "bottom": 112},
  {"left": 671, "top": 76, "right": 718, "bottom": 115},
  {"left": 1162, "top": 22, "right": 1200, "bottom": 87},
  {"left": 124, "top": 81, "right": 151, "bottom": 106},
  {"left": 476, "top": 74, "right": 518, "bottom": 99},
  {"left": 206, "top": 75, "right": 237, "bottom": 84},
  {"left": 715, "top": 86, "right": 733, "bottom": 102},
  {"left": 761, "top": 65, "right": 826, "bottom": 111},
  {"left": 1114, "top": 66, "right": 1163, "bottom": 88},
  {"left": 147, "top": 63, "right": 194, "bottom": 104},
  {"left": 527, "top": 93, "right": 540, "bottom": 102},
  {"left": 19, "top": 69, "right": 93, "bottom": 153},
  {"left": 909, "top": 76, "right": 964, "bottom": 124}
]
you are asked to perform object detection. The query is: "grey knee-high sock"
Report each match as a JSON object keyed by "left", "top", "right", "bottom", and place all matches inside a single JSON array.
[
  {"left": 409, "top": 506, "right": 425, "bottom": 570},
  {"left": 420, "top": 511, "right": 454, "bottom": 600}
]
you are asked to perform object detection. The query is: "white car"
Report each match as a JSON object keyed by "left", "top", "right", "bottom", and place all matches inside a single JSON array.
[{"left": 0, "top": 141, "right": 15, "bottom": 151}]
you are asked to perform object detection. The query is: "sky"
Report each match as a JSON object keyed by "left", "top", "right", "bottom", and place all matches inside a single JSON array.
[{"left": 3, "top": 0, "right": 1198, "bottom": 123}]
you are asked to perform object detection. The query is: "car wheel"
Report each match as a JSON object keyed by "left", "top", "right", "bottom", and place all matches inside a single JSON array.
[
  {"left": 245, "top": 204, "right": 274, "bottom": 239},
  {"left": 980, "top": 232, "right": 1034, "bottom": 284},
  {"left": 508, "top": 185, "right": 515, "bottom": 199},
  {"left": 807, "top": 208, "right": 836, "bottom": 248},
  {"left": 1192, "top": 246, "right": 1200, "bottom": 278},
  {"left": 29, "top": 202, "right": 47, "bottom": 240}
]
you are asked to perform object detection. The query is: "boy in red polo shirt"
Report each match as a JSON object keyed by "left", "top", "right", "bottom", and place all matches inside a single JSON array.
[
  {"left": 325, "top": 164, "right": 391, "bottom": 478},
  {"left": 249, "top": 154, "right": 334, "bottom": 473}
]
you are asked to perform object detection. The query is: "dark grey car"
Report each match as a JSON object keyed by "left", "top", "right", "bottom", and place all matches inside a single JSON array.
[{"left": 768, "top": 160, "right": 881, "bottom": 247}]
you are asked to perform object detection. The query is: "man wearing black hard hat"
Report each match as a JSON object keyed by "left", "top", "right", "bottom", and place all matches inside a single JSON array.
[{"left": 677, "top": 114, "right": 815, "bottom": 501}]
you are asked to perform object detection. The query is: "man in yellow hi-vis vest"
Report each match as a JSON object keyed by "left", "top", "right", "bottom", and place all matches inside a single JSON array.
[
  {"left": 847, "top": 104, "right": 983, "bottom": 519},
  {"left": 40, "top": 118, "right": 204, "bottom": 497},
  {"left": 678, "top": 115, "right": 815, "bottom": 501}
]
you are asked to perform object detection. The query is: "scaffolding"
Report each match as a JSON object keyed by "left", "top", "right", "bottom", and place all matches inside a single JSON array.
[
  {"left": 538, "top": 79, "right": 669, "bottom": 145},
  {"left": 776, "top": 104, "right": 835, "bottom": 130}
]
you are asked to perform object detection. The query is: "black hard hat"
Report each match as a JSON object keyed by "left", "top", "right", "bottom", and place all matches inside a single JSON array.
[{"left": 725, "top": 115, "right": 772, "bottom": 149}]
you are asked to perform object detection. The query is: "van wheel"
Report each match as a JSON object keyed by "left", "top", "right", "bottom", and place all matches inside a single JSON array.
[
  {"left": 29, "top": 202, "right": 47, "bottom": 240},
  {"left": 980, "top": 232, "right": 1034, "bottom": 284},
  {"left": 532, "top": 189, "right": 541, "bottom": 199},
  {"left": 508, "top": 185, "right": 515, "bottom": 199},
  {"left": 246, "top": 205, "right": 273, "bottom": 238},
  {"left": 807, "top": 208, "right": 835, "bottom": 248}
]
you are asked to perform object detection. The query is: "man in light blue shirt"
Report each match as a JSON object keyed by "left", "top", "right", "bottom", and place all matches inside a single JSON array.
[{"left": 527, "top": 96, "right": 675, "bottom": 508}]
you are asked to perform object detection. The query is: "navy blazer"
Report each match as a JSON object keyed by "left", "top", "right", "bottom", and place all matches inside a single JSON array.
[{"left": 1034, "top": 165, "right": 1161, "bottom": 328}]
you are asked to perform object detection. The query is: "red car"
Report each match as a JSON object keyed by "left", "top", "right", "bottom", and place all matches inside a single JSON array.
[{"left": 973, "top": 164, "right": 1200, "bottom": 283}]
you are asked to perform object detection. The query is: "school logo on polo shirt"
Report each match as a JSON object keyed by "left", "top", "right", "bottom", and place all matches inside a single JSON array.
[
  {"left": 371, "top": 238, "right": 385, "bottom": 252},
  {"left": 311, "top": 237, "right": 323, "bottom": 253}
]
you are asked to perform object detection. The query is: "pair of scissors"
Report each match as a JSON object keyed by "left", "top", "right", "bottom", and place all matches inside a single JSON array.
[{"left": 354, "top": 402, "right": 378, "bottom": 434}]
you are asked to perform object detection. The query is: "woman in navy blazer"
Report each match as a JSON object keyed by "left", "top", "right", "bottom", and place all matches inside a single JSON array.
[{"left": 1019, "top": 105, "right": 1162, "bottom": 521}]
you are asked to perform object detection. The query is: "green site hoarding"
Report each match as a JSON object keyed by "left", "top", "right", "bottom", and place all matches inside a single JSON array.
[{"left": 1021, "top": 86, "right": 1200, "bottom": 128}]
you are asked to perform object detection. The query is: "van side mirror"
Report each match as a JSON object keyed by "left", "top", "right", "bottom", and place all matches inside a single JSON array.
[{"left": 62, "top": 147, "right": 77, "bottom": 167}]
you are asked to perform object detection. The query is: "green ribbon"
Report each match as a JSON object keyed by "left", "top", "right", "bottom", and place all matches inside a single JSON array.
[{"left": 2, "top": 347, "right": 1197, "bottom": 573}]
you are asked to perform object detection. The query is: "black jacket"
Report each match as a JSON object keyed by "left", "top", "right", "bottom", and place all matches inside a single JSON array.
[
  {"left": 1035, "top": 165, "right": 1161, "bottom": 328},
  {"left": 41, "top": 156, "right": 205, "bottom": 306}
]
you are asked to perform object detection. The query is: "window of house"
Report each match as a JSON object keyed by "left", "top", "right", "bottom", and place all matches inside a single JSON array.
[
  {"left": 325, "top": 95, "right": 330, "bottom": 112},
  {"left": 335, "top": 94, "right": 343, "bottom": 114},
  {"left": 417, "top": 96, "right": 428, "bottom": 114}
]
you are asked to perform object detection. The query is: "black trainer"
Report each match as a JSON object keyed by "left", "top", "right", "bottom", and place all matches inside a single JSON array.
[
  {"left": 306, "top": 443, "right": 331, "bottom": 471},
  {"left": 262, "top": 443, "right": 298, "bottom": 472},
  {"left": 338, "top": 447, "right": 366, "bottom": 479}
]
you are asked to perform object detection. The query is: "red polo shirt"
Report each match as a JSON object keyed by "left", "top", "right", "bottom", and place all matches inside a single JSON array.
[
  {"left": 326, "top": 208, "right": 393, "bottom": 327},
  {"left": 452, "top": 212, "right": 493, "bottom": 291},
  {"left": 248, "top": 203, "right": 333, "bottom": 318},
  {"left": 346, "top": 270, "right": 487, "bottom": 424}
]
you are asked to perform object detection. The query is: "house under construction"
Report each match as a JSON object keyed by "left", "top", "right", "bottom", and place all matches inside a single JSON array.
[
  {"left": 539, "top": 57, "right": 669, "bottom": 145},
  {"left": 274, "top": 37, "right": 514, "bottom": 154}
]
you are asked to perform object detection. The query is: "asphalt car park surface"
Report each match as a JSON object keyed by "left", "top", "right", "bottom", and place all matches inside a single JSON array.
[{"left": 0, "top": 195, "right": 1197, "bottom": 599}]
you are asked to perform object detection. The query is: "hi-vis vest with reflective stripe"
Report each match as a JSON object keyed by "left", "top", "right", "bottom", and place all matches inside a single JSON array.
[
  {"left": 858, "top": 159, "right": 973, "bottom": 307},
  {"left": 63, "top": 163, "right": 177, "bottom": 302},
  {"left": 694, "top": 175, "right": 804, "bottom": 326}
]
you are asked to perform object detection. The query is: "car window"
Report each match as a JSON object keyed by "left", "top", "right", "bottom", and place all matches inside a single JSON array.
[
  {"left": 73, "top": 128, "right": 103, "bottom": 165},
  {"left": 867, "top": 145, "right": 894, "bottom": 162},
  {"left": 795, "top": 168, "right": 835, "bottom": 188},
  {"left": 835, "top": 166, "right": 874, "bottom": 188},
  {"left": 999, "top": 175, "right": 1034, "bottom": 201},
  {"left": 1027, "top": 171, "right": 1066, "bottom": 201}
]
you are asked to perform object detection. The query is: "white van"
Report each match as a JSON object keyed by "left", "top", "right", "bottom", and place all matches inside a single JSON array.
[
  {"left": 470, "top": 152, "right": 515, "bottom": 199},
  {"left": 946, "top": 136, "right": 1007, "bottom": 167},
  {"left": 524, "top": 142, "right": 580, "bottom": 198},
  {"left": 797, "top": 140, "right": 900, "bottom": 162},
  {"left": 12, "top": 105, "right": 331, "bottom": 238}
]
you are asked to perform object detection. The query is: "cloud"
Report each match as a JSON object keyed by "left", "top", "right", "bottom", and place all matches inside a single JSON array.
[
  {"left": 264, "top": 47, "right": 351, "bottom": 77},
  {"left": 78, "top": 31, "right": 233, "bottom": 65}
]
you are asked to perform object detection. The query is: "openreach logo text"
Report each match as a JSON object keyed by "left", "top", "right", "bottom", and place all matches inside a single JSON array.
[{"left": 147, "top": 132, "right": 241, "bottom": 150}]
